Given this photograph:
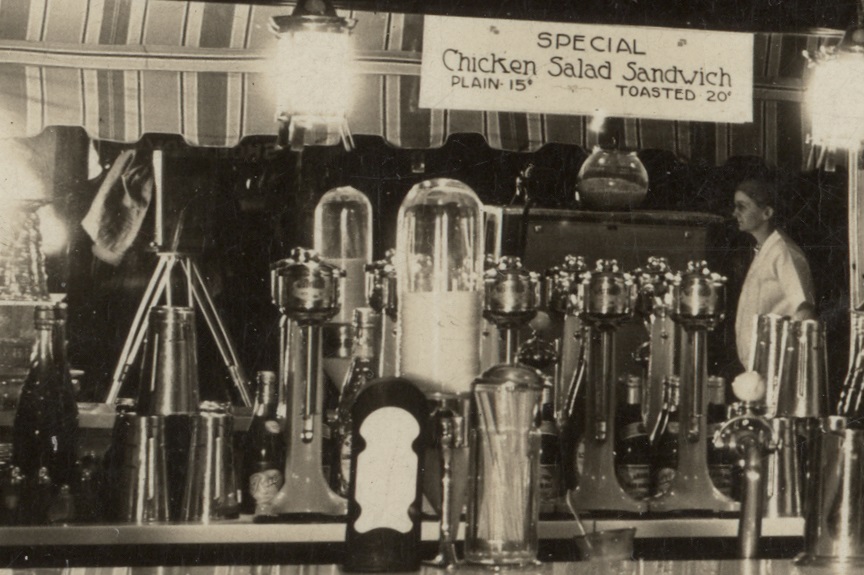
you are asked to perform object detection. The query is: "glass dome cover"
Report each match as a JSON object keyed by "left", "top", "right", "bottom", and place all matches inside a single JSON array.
[
  {"left": 313, "top": 185, "right": 373, "bottom": 325},
  {"left": 395, "top": 178, "right": 484, "bottom": 395},
  {"left": 576, "top": 146, "right": 649, "bottom": 211},
  {"left": 395, "top": 178, "right": 484, "bottom": 294}
]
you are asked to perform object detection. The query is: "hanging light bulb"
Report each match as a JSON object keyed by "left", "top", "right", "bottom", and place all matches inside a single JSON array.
[
  {"left": 806, "top": 28, "right": 864, "bottom": 149},
  {"left": 805, "top": 22, "right": 864, "bottom": 151},
  {"left": 270, "top": 0, "right": 356, "bottom": 151}
]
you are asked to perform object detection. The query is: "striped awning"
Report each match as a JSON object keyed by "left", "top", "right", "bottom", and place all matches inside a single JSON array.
[{"left": 0, "top": 0, "right": 844, "bottom": 166}]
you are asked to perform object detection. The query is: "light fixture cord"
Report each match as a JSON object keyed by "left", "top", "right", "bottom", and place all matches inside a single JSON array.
[{"left": 859, "top": 0, "right": 864, "bottom": 26}]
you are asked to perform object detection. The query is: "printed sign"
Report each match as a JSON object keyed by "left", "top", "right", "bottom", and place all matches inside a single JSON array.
[{"left": 419, "top": 16, "right": 753, "bottom": 123}]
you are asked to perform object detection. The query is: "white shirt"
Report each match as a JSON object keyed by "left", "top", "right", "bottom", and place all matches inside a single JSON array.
[{"left": 735, "top": 229, "right": 815, "bottom": 366}]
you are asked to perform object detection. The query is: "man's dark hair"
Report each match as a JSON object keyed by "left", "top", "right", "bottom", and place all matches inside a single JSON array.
[{"left": 736, "top": 176, "right": 777, "bottom": 210}]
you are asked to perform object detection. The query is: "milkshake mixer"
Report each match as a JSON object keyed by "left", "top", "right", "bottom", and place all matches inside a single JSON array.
[
  {"left": 634, "top": 257, "right": 678, "bottom": 438},
  {"left": 268, "top": 248, "right": 347, "bottom": 517},
  {"left": 483, "top": 256, "right": 541, "bottom": 363},
  {"left": 544, "top": 255, "right": 589, "bottom": 425},
  {"left": 650, "top": 261, "right": 738, "bottom": 514},
  {"left": 568, "top": 259, "right": 646, "bottom": 514}
]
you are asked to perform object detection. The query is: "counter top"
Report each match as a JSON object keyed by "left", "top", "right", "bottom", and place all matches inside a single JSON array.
[
  {"left": 0, "top": 560, "right": 849, "bottom": 575},
  {"left": 0, "top": 517, "right": 804, "bottom": 546}
]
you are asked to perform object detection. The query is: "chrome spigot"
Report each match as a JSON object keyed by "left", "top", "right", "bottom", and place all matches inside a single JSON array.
[{"left": 714, "top": 401, "right": 776, "bottom": 559}]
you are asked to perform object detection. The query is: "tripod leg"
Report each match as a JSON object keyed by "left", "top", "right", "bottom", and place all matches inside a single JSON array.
[
  {"left": 185, "top": 259, "right": 253, "bottom": 406},
  {"left": 105, "top": 255, "right": 175, "bottom": 405}
]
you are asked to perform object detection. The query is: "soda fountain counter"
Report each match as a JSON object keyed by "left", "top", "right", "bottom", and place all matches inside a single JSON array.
[
  {"left": 0, "top": 205, "right": 814, "bottom": 567},
  {"left": 0, "top": 401, "right": 806, "bottom": 567}
]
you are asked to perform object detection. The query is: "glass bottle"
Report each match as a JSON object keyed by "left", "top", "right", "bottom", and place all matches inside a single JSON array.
[
  {"left": 333, "top": 307, "right": 379, "bottom": 498},
  {"left": 517, "top": 332, "right": 560, "bottom": 514},
  {"left": 615, "top": 375, "right": 651, "bottom": 500},
  {"left": 21, "top": 466, "right": 52, "bottom": 525},
  {"left": 365, "top": 251, "right": 398, "bottom": 379},
  {"left": 396, "top": 178, "right": 484, "bottom": 396},
  {"left": 538, "top": 382, "right": 561, "bottom": 515},
  {"left": 53, "top": 302, "right": 79, "bottom": 426},
  {"left": 12, "top": 306, "right": 79, "bottom": 504},
  {"left": 707, "top": 376, "right": 735, "bottom": 499},
  {"left": 0, "top": 466, "right": 23, "bottom": 525},
  {"left": 75, "top": 452, "right": 102, "bottom": 523},
  {"left": 243, "top": 371, "right": 285, "bottom": 517},
  {"left": 47, "top": 483, "right": 75, "bottom": 525}
]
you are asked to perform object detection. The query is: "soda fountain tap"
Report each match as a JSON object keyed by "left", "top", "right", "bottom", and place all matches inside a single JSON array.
[
  {"left": 268, "top": 247, "right": 347, "bottom": 517},
  {"left": 483, "top": 256, "right": 541, "bottom": 363},
  {"left": 568, "top": 259, "right": 646, "bottom": 514},
  {"left": 714, "top": 399, "right": 776, "bottom": 559},
  {"left": 649, "top": 261, "right": 738, "bottom": 514}
]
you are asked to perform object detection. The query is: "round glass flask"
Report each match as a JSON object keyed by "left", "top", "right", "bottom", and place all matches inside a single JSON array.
[
  {"left": 395, "top": 178, "right": 484, "bottom": 395},
  {"left": 576, "top": 146, "right": 649, "bottom": 211}
]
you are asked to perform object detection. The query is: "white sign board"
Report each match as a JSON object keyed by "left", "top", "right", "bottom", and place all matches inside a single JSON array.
[{"left": 419, "top": 16, "right": 753, "bottom": 124}]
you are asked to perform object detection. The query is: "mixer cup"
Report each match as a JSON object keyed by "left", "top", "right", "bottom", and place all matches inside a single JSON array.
[
  {"left": 483, "top": 256, "right": 541, "bottom": 364},
  {"left": 568, "top": 260, "right": 646, "bottom": 514},
  {"left": 649, "top": 261, "right": 738, "bottom": 514},
  {"left": 268, "top": 248, "right": 347, "bottom": 517}
]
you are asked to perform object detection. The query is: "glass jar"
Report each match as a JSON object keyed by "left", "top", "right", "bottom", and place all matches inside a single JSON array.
[
  {"left": 576, "top": 147, "right": 649, "bottom": 211},
  {"left": 395, "top": 178, "right": 484, "bottom": 395},
  {"left": 313, "top": 186, "right": 373, "bottom": 324}
]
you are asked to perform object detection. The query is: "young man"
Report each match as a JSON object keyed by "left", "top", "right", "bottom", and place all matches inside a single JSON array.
[{"left": 733, "top": 177, "right": 816, "bottom": 368}]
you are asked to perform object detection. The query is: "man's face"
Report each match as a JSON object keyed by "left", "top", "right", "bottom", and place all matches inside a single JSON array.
[{"left": 733, "top": 191, "right": 772, "bottom": 234}]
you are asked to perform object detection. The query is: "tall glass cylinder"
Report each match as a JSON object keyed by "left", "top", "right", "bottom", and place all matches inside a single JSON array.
[
  {"left": 395, "top": 178, "right": 484, "bottom": 396},
  {"left": 314, "top": 186, "right": 373, "bottom": 325}
]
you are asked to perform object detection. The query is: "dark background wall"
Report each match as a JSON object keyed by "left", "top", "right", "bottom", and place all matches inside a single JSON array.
[{"left": 43, "top": 128, "right": 848, "bottom": 404}]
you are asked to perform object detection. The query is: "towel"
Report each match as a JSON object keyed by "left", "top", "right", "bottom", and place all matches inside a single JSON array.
[{"left": 81, "top": 149, "right": 154, "bottom": 265}]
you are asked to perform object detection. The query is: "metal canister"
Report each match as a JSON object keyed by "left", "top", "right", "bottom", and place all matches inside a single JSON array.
[
  {"left": 272, "top": 248, "right": 343, "bottom": 325},
  {"left": 137, "top": 306, "right": 199, "bottom": 416},
  {"left": 483, "top": 256, "right": 540, "bottom": 328},
  {"left": 634, "top": 256, "right": 672, "bottom": 318},
  {"left": 544, "top": 255, "right": 588, "bottom": 316},
  {"left": 582, "top": 259, "right": 634, "bottom": 322},
  {"left": 671, "top": 261, "right": 726, "bottom": 328}
]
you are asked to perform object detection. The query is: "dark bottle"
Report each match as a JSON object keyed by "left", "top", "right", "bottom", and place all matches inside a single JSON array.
[
  {"left": 651, "top": 376, "right": 680, "bottom": 497},
  {"left": 538, "top": 382, "right": 562, "bottom": 514},
  {"left": 0, "top": 466, "right": 23, "bottom": 525},
  {"left": 706, "top": 376, "right": 735, "bottom": 499},
  {"left": 21, "top": 466, "right": 53, "bottom": 525},
  {"left": 75, "top": 452, "right": 102, "bottom": 523},
  {"left": 615, "top": 375, "right": 651, "bottom": 500},
  {"left": 243, "top": 371, "right": 285, "bottom": 517},
  {"left": 518, "top": 332, "right": 561, "bottom": 513},
  {"left": 53, "top": 302, "right": 76, "bottom": 401},
  {"left": 47, "top": 483, "right": 75, "bottom": 525},
  {"left": 333, "top": 308, "right": 379, "bottom": 498},
  {"left": 343, "top": 377, "right": 428, "bottom": 573},
  {"left": 12, "top": 305, "right": 79, "bottom": 508}
]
